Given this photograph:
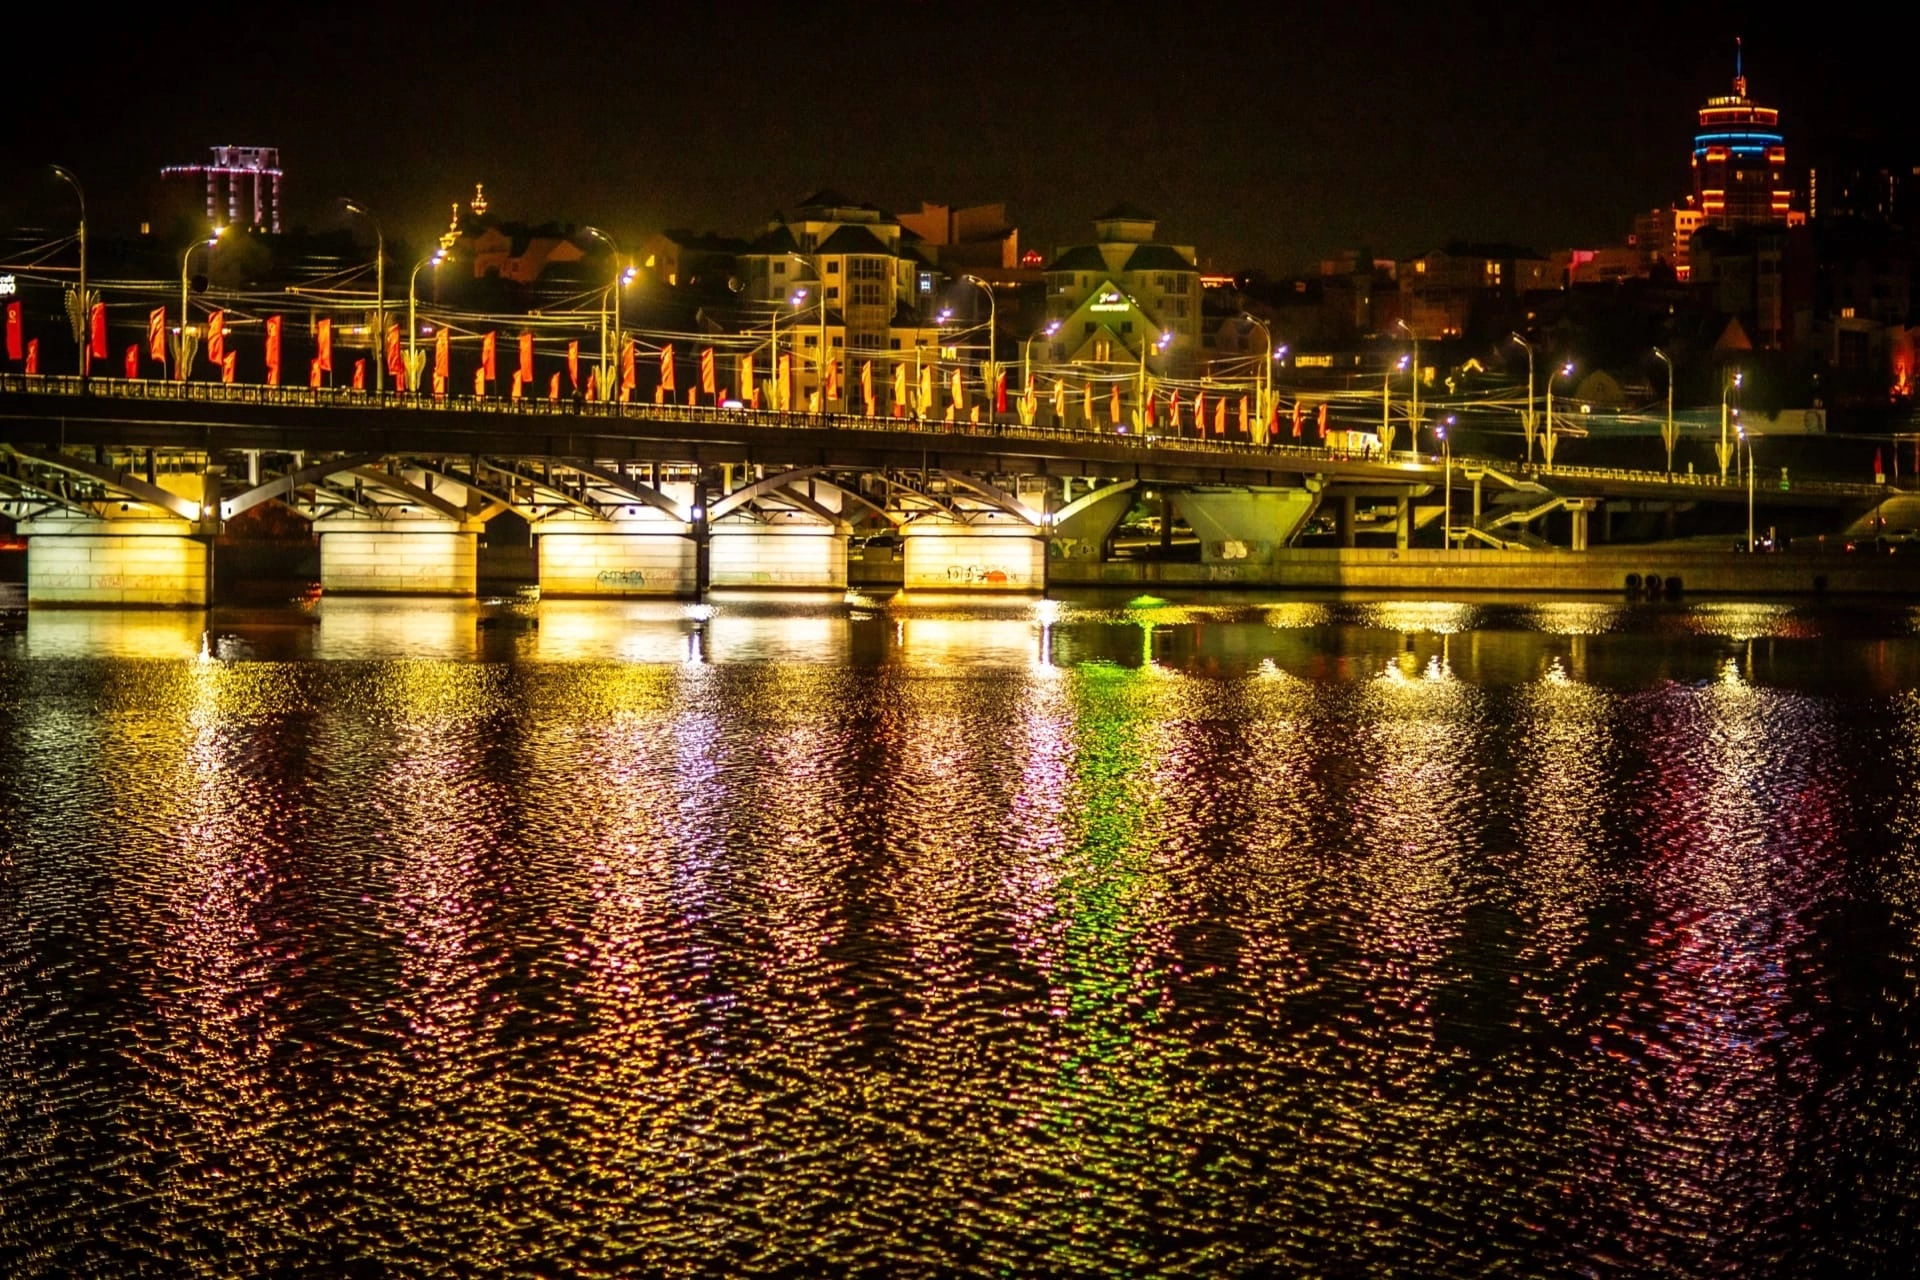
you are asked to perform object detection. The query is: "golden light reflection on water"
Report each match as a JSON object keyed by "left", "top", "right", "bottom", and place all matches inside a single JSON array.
[{"left": 2, "top": 594, "right": 1917, "bottom": 1274}]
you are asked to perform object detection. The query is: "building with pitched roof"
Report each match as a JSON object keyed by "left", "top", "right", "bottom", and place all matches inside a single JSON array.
[{"left": 1040, "top": 205, "right": 1203, "bottom": 377}]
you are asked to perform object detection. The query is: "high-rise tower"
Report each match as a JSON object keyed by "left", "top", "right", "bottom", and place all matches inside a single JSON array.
[
  {"left": 1692, "top": 40, "right": 1790, "bottom": 228},
  {"left": 159, "top": 147, "right": 284, "bottom": 233}
]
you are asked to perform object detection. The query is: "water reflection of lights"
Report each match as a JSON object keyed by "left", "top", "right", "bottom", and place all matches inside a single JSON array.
[
  {"left": 1524, "top": 602, "right": 1625, "bottom": 635},
  {"left": 1357, "top": 600, "right": 1480, "bottom": 635}
]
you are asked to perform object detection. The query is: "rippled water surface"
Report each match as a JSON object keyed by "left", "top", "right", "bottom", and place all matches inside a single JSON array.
[{"left": 3, "top": 592, "right": 1919, "bottom": 1277}]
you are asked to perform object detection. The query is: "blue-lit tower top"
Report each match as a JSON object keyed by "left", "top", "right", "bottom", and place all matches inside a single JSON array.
[{"left": 1692, "top": 39, "right": 1790, "bottom": 227}]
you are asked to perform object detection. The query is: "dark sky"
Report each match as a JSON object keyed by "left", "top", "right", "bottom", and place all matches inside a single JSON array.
[{"left": 5, "top": 1, "right": 1914, "bottom": 274}]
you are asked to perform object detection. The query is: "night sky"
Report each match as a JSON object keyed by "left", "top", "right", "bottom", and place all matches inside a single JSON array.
[{"left": 4, "top": 2, "right": 1913, "bottom": 274}]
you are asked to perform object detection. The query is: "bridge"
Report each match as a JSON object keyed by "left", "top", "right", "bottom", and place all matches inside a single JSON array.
[{"left": 0, "top": 374, "right": 1904, "bottom": 605}]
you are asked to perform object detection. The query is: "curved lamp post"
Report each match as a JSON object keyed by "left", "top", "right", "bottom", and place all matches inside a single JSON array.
[
  {"left": 408, "top": 250, "right": 447, "bottom": 392},
  {"left": 343, "top": 200, "right": 384, "bottom": 392},
  {"left": 50, "top": 166, "right": 86, "bottom": 377}
]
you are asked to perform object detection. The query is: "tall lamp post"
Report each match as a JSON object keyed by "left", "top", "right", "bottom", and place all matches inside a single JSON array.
[
  {"left": 1738, "top": 423, "right": 1756, "bottom": 551},
  {"left": 961, "top": 275, "right": 997, "bottom": 406},
  {"left": 580, "top": 226, "right": 623, "bottom": 388},
  {"left": 343, "top": 200, "right": 384, "bottom": 392},
  {"left": 1543, "top": 360, "right": 1574, "bottom": 471},
  {"left": 1024, "top": 319, "right": 1061, "bottom": 389},
  {"left": 1436, "top": 414, "right": 1456, "bottom": 547},
  {"left": 1382, "top": 353, "right": 1409, "bottom": 456},
  {"left": 178, "top": 226, "right": 225, "bottom": 379},
  {"left": 1395, "top": 319, "right": 1419, "bottom": 460},
  {"left": 50, "top": 166, "right": 86, "bottom": 378},
  {"left": 1509, "top": 332, "right": 1536, "bottom": 464},
  {"left": 1139, "top": 330, "right": 1170, "bottom": 429},
  {"left": 408, "top": 250, "right": 447, "bottom": 392},
  {"left": 1243, "top": 313, "right": 1272, "bottom": 429},
  {"left": 1651, "top": 346, "right": 1676, "bottom": 473},
  {"left": 1717, "top": 368, "right": 1743, "bottom": 482}
]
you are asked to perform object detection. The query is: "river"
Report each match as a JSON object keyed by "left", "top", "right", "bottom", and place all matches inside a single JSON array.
[{"left": 2, "top": 591, "right": 1917, "bottom": 1277}]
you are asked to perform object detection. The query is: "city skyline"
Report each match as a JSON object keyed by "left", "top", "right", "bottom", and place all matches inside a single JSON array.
[{"left": 4, "top": 3, "right": 1914, "bottom": 273}]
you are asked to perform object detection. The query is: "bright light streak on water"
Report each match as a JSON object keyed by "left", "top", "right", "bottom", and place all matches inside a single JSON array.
[{"left": 0, "top": 592, "right": 1917, "bottom": 1276}]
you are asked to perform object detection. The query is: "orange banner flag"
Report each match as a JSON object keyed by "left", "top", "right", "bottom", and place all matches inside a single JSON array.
[
  {"left": 1110, "top": 382, "right": 1122, "bottom": 426},
  {"left": 474, "top": 367, "right": 486, "bottom": 398},
  {"left": 316, "top": 317, "right": 332, "bottom": 372},
  {"left": 148, "top": 307, "right": 166, "bottom": 362},
  {"left": 567, "top": 340, "right": 579, "bottom": 390},
  {"left": 206, "top": 310, "right": 225, "bottom": 364},
  {"left": 123, "top": 344, "right": 138, "bottom": 379},
  {"left": 265, "top": 316, "right": 282, "bottom": 386},
  {"left": 519, "top": 331, "right": 534, "bottom": 383},
  {"left": 511, "top": 372, "right": 523, "bottom": 401},
  {"left": 658, "top": 342, "right": 674, "bottom": 392},
  {"left": 481, "top": 331, "right": 497, "bottom": 380},
  {"left": 700, "top": 346, "right": 716, "bottom": 395},
  {"left": 353, "top": 359, "right": 365, "bottom": 391},
  {"left": 549, "top": 371, "right": 561, "bottom": 402},
  {"left": 434, "top": 329, "right": 449, "bottom": 379},
  {"left": 1214, "top": 397, "right": 1227, "bottom": 434},
  {"left": 222, "top": 352, "right": 235, "bottom": 384},
  {"left": 309, "top": 357, "right": 322, "bottom": 389},
  {"left": 623, "top": 338, "right": 638, "bottom": 392}
]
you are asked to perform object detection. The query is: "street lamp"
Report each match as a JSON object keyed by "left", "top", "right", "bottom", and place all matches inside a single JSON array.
[
  {"left": 771, "top": 288, "right": 809, "bottom": 410},
  {"left": 961, "top": 275, "right": 996, "bottom": 404},
  {"left": 1139, "top": 330, "right": 1171, "bottom": 430},
  {"left": 178, "top": 225, "right": 225, "bottom": 380},
  {"left": 1395, "top": 319, "right": 1419, "bottom": 460},
  {"left": 408, "top": 249, "right": 447, "bottom": 392},
  {"left": 1738, "top": 423, "right": 1756, "bottom": 551},
  {"left": 1509, "top": 332, "right": 1536, "bottom": 464},
  {"left": 1717, "top": 368, "right": 1743, "bottom": 482},
  {"left": 1651, "top": 346, "right": 1676, "bottom": 473},
  {"left": 1436, "top": 413, "right": 1456, "bottom": 547},
  {"left": 1543, "top": 360, "right": 1575, "bottom": 471},
  {"left": 1243, "top": 313, "right": 1272, "bottom": 430},
  {"left": 50, "top": 166, "right": 85, "bottom": 378},
  {"left": 580, "top": 226, "right": 623, "bottom": 388},
  {"left": 1024, "top": 319, "right": 1062, "bottom": 389},
  {"left": 1382, "top": 353, "right": 1409, "bottom": 456},
  {"left": 343, "top": 200, "right": 384, "bottom": 392}
]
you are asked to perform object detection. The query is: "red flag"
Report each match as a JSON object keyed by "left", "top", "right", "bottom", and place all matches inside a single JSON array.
[
  {"left": 222, "top": 352, "right": 236, "bottom": 384},
  {"left": 701, "top": 346, "right": 716, "bottom": 395},
  {"left": 25, "top": 338, "right": 38, "bottom": 375},
  {"left": 549, "top": 372, "right": 561, "bottom": 402},
  {"left": 567, "top": 340, "right": 579, "bottom": 390},
  {"left": 433, "top": 329, "right": 449, "bottom": 379},
  {"left": 147, "top": 307, "right": 165, "bottom": 362},
  {"left": 353, "top": 359, "right": 366, "bottom": 391},
  {"left": 481, "top": 330, "right": 497, "bottom": 381},
  {"left": 995, "top": 371, "right": 1008, "bottom": 416},
  {"left": 1194, "top": 392, "right": 1206, "bottom": 433},
  {"left": 309, "top": 357, "right": 322, "bottom": 389},
  {"left": 206, "top": 310, "right": 225, "bottom": 364},
  {"left": 518, "top": 331, "right": 534, "bottom": 383},
  {"left": 124, "top": 344, "right": 139, "bottom": 379},
  {"left": 623, "top": 338, "right": 639, "bottom": 392},
  {"left": 1291, "top": 401, "right": 1304, "bottom": 438},
  {"left": 585, "top": 368, "right": 598, "bottom": 402},
  {"left": 511, "top": 372, "right": 523, "bottom": 401},
  {"left": 1317, "top": 402, "right": 1329, "bottom": 438},
  {"left": 658, "top": 342, "right": 674, "bottom": 392},
  {"left": 265, "top": 316, "right": 282, "bottom": 386},
  {"left": 89, "top": 303, "right": 107, "bottom": 360},
  {"left": 4, "top": 301, "right": 20, "bottom": 361},
  {"left": 474, "top": 367, "right": 486, "bottom": 398},
  {"left": 385, "top": 324, "right": 404, "bottom": 384},
  {"left": 1146, "top": 392, "right": 1157, "bottom": 428},
  {"left": 316, "top": 318, "right": 333, "bottom": 372}
]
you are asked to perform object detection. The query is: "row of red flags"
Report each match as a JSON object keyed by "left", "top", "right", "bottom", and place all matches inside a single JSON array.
[{"left": 4, "top": 301, "right": 1338, "bottom": 435}]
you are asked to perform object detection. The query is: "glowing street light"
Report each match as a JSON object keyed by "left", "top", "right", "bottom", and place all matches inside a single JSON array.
[
  {"left": 1024, "top": 319, "right": 1061, "bottom": 390},
  {"left": 178, "top": 225, "right": 225, "bottom": 379},
  {"left": 1651, "top": 346, "right": 1676, "bottom": 473},
  {"left": 580, "top": 226, "right": 625, "bottom": 388},
  {"left": 1395, "top": 319, "right": 1419, "bottom": 460},
  {"left": 1543, "top": 360, "right": 1575, "bottom": 471},
  {"left": 343, "top": 200, "right": 384, "bottom": 392},
  {"left": 1738, "top": 422, "right": 1756, "bottom": 551},
  {"left": 1382, "top": 353, "right": 1410, "bottom": 456},
  {"left": 408, "top": 249, "right": 447, "bottom": 392},
  {"left": 1138, "top": 329, "right": 1171, "bottom": 429},
  {"left": 49, "top": 166, "right": 86, "bottom": 378},
  {"left": 1718, "top": 368, "right": 1744, "bottom": 482},
  {"left": 1435, "top": 413, "right": 1456, "bottom": 547},
  {"left": 961, "top": 275, "right": 996, "bottom": 406},
  {"left": 1509, "top": 332, "right": 1537, "bottom": 464}
]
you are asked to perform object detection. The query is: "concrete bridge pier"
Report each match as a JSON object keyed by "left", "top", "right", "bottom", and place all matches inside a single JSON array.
[
  {"left": 314, "top": 517, "right": 482, "bottom": 596},
  {"left": 1048, "top": 480, "right": 1137, "bottom": 569},
  {"left": 17, "top": 465, "right": 223, "bottom": 607},
  {"left": 903, "top": 516, "right": 1047, "bottom": 590},
  {"left": 1568, "top": 498, "right": 1599, "bottom": 551},
  {"left": 537, "top": 514, "right": 698, "bottom": 597},
  {"left": 1173, "top": 487, "right": 1320, "bottom": 572},
  {"left": 1337, "top": 495, "right": 1357, "bottom": 548}
]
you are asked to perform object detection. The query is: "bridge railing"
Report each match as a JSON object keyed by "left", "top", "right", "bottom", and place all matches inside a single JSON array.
[{"left": 0, "top": 372, "right": 1896, "bottom": 499}]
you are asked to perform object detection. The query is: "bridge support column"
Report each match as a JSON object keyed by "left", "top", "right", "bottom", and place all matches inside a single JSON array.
[
  {"left": 710, "top": 525, "right": 848, "bottom": 588},
  {"left": 1396, "top": 497, "right": 1412, "bottom": 550},
  {"left": 537, "top": 518, "right": 697, "bottom": 597},
  {"left": 1337, "top": 495, "right": 1357, "bottom": 548},
  {"left": 1568, "top": 498, "right": 1598, "bottom": 551},
  {"left": 1048, "top": 480, "right": 1137, "bottom": 569},
  {"left": 1174, "top": 487, "right": 1319, "bottom": 572},
  {"left": 19, "top": 517, "right": 211, "bottom": 607},
  {"left": 904, "top": 519, "right": 1046, "bottom": 591},
  {"left": 315, "top": 518, "right": 479, "bottom": 596}
]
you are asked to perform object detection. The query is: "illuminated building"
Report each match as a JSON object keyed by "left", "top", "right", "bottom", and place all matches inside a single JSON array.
[
  {"left": 1692, "top": 45, "right": 1792, "bottom": 229},
  {"left": 1042, "top": 206, "right": 1202, "bottom": 375},
  {"left": 160, "top": 146, "right": 283, "bottom": 234},
  {"left": 1395, "top": 243, "right": 1552, "bottom": 339}
]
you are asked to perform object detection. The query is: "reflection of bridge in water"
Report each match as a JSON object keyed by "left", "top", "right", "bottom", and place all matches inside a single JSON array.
[{"left": 0, "top": 375, "right": 1907, "bottom": 605}]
